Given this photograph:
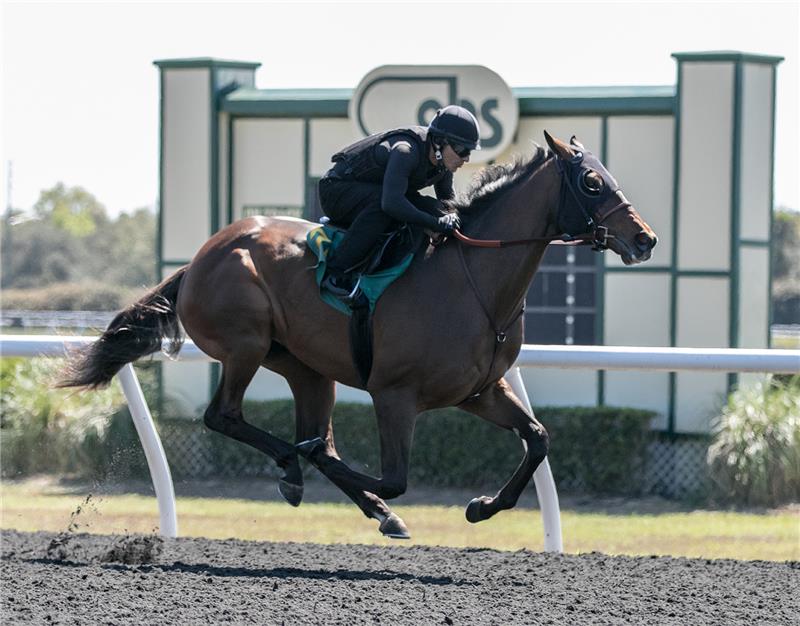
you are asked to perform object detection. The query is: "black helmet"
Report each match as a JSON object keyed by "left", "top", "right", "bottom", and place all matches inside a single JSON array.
[{"left": 428, "top": 105, "right": 481, "bottom": 151}]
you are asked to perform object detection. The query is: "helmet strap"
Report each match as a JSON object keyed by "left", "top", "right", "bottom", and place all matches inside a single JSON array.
[{"left": 432, "top": 138, "right": 444, "bottom": 163}]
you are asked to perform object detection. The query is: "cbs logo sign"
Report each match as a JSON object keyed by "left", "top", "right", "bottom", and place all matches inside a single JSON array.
[{"left": 350, "top": 65, "right": 519, "bottom": 163}]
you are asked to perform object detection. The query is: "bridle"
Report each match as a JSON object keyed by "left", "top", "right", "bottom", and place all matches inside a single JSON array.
[
  {"left": 454, "top": 148, "right": 633, "bottom": 403},
  {"left": 453, "top": 150, "right": 632, "bottom": 252}
]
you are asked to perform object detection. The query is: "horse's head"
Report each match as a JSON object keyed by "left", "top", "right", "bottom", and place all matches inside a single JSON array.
[{"left": 544, "top": 131, "right": 657, "bottom": 265}]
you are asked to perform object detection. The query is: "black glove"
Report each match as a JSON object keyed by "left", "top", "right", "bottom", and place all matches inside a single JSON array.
[{"left": 434, "top": 213, "right": 461, "bottom": 234}]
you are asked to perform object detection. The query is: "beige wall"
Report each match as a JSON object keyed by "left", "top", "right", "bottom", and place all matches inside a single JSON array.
[
  {"left": 162, "top": 68, "right": 211, "bottom": 262},
  {"left": 218, "top": 112, "right": 229, "bottom": 229},
  {"left": 309, "top": 119, "right": 360, "bottom": 178},
  {"left": 162, "top": 361, "right": 210, "bottom": 417},
  {"left": 674, "top": 371, "right": 727, "bottom": 433},
  {"left": 605, "top": 273, "right": 671, "bottom": 346},
  {"left": 677, "top": 63, "right": 734, "bottom": 271},
  {"left": 605, "top": 116, "right": 674, "bottom": 268},
  {"left": 232, "top": 119, "right": 304, "bottom": 219},
  {"left": 604, "top": 273, "right": 671, "bottom": 424},
  {"left": 739, "top": 63, "right": 773, "bottom": 241},
  {"left": 521, "top": 368, "right": 598, "bottom": 408},
  {"left": 738, "top": 246, "right": 770, "bottom": 348},
  {"left": 677, "top": 277, "right": 729, "bottom": 348},
  {"left": 675, "top": 276, "right": 730, "bottom": 432}
]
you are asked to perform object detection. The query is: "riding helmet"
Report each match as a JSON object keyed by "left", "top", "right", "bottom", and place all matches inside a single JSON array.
[{"left": 428, "top": 105, "right": 482, "bottom": 151}]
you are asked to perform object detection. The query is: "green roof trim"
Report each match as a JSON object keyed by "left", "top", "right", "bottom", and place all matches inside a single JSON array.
[
  {"left": 513, "top": 85, "right": 675, "bottom": 99},
  {"left": 219, "top": 85, "right": 676, "bottom": 118},
  {"left": 671, "top": 51, "right": 783, "bottom": 65},
  {"left": 223, "top": 87, "right": 350, "bottom": 116},
  {"left": 154, "top": 57, "right": 262, "bottom": 70},
  {"left": 516, "top": 86, "right": 675, "bottom": 115}
]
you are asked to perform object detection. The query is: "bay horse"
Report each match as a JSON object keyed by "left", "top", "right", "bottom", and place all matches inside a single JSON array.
[{"left": 60, "top": 132, "right": 656, "bottom": 539}]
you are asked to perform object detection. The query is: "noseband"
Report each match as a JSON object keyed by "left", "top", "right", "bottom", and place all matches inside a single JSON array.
[{"left": 453, "top": 151, "right": 632, "bottom": 251}]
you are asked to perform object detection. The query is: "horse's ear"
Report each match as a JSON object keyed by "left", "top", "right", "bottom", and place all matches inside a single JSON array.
[
  {"left": 570, "top": 136, "right": 586, "bottom": 151},
  {"left": 543, "top": 130, "right": 577, "bottom": 160}
]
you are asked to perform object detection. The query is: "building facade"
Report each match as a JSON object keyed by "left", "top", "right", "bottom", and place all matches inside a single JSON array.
[{"left": 154, "top": 51, "right": 782, "bottom": 435}]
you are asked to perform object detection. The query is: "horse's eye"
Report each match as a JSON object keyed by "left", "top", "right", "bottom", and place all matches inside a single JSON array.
[{"left": 581, "top": 170, "right": 604, "bottom": 196}]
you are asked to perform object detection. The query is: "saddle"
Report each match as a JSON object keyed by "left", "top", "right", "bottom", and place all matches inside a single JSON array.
[{"left": 306, "top": 222, "right": 419, "bottom": 386}]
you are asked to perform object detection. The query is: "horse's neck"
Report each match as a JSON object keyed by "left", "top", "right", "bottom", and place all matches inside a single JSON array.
[{"left": 459, "top": 163, "right": 560, "bottom": 325}]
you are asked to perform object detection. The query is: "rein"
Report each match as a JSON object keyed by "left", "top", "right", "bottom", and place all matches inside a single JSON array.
[
  {"left": 455, "top": 151, "right": 631, "bottom": 402},
  {"left": 453, "top": 226, "right": 612, "bottom": 250}
]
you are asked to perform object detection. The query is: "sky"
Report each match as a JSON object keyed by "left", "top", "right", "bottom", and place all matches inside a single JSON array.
[{"left": 2, "top": 1, "right": 798, "bottom": 217}]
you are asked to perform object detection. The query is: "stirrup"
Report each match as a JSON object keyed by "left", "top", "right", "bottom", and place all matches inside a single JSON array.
[{"left": 322, "top": 274, "right": 360, "bottom": 301}]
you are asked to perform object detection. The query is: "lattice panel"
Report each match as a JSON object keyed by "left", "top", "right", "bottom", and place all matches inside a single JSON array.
[
  {"left": 157, "top": 420, "right": 711, "bottom": 499},
  {"left": 160, "top": 422, "right": 216, "bottom": 478},
  {"left": 644, "top": 437, "right": 710, "bottom": 498}
]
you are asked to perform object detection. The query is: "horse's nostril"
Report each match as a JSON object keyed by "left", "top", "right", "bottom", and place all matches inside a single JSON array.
[{"left": 635, "top": 232, "right": 656, "bottom": 251}]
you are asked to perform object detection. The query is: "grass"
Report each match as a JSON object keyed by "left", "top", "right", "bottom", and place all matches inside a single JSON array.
[{"left": 1, "top": 479, "right": 797, "bottom": 562}]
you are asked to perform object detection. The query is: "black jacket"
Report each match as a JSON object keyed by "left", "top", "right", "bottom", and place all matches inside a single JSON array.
[{"left": 328, "top": 126, "right": 454, "bottom": 225}]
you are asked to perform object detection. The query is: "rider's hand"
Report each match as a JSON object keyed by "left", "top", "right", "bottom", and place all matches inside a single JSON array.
[{"left": 435, "top": 213, "right": 461, "bottom": 234}]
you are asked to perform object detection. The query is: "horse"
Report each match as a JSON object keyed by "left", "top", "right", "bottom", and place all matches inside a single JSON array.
[{"left": 60, "top": 131, "right": 657, "bottom": 539}]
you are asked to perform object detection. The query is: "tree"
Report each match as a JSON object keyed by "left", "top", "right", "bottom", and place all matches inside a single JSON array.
[
  {"left": 32, "top": 182, "right": 108, "bottom": 237},
  {"left": 772, "top": 208, "right": 800, "bottom": 324},
  {"left": 1, "top": 182, "right": 156, "bottom": 293}
]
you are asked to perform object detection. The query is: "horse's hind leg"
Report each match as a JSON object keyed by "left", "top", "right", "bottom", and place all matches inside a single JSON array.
[
  {"left": 204, "top": 346, "right": 303, "bottom": 506},
  {"left": 264, "top": 348, "right": 410, "bottom": 537},
  {"left": 458, "top": 377, "right": 549, "bottom": 523},
  {"left": 295, "top": 389, "right": 416, "bottom": 538}
]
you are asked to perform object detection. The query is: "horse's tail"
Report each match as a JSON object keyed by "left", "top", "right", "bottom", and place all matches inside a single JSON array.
[{"left": 58, "top": 266, "right": 188, "bottom": 389}]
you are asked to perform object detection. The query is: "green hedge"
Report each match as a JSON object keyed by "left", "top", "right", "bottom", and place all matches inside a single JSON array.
[
  {"left": 1, "top": 281, "right": 143, "bottom": 311},
  {"left": 100, "top": 400, "right": 656, "bottom": 496},
  {"left": 1, "top": 359, "right": 656, "bottom": 494}
]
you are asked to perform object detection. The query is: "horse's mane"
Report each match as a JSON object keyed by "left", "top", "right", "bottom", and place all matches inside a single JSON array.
[{"left": 453, "top": 145, "right": 550, "bottom": 221}]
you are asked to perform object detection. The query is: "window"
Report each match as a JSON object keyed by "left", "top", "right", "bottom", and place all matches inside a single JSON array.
[{"left": 524, "top": 245, "right": 597, "bottom": 345}]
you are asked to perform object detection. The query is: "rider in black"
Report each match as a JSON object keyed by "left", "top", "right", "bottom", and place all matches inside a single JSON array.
[{"left": 318, "top": 105, "right": 481, "bottom": 298}]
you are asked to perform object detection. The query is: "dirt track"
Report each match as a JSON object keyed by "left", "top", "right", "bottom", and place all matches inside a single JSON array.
[{"left": 1, "top": 529, "right": 797, "bottom": 625}]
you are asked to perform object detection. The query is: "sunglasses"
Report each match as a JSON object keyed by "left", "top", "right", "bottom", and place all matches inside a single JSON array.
[{"left": 448, "top": 142, "right": 472, "bottom": 158}]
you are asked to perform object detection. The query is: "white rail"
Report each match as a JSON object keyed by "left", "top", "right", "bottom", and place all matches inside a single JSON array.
[
  {"left": 517, "top": 344, "right": 800, "bottom": 373},
  {"left": 2, "top": 334, "right": 798, "bottom": 550}
]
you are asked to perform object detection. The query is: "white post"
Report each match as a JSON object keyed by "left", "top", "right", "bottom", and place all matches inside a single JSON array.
[
  {"left": 505, "top": 366, "right": 564, "bottom": 553},
  {"left": 116, "top": 364, "right": 178, "bottom": 538}
]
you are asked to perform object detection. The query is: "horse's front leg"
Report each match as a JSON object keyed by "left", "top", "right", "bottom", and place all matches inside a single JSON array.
[
  {"left": 458, "top": 377, "right": 550, "bottom": 523},
  {"left": 296, "top": 389, "right": 417, "bottom": 538}
]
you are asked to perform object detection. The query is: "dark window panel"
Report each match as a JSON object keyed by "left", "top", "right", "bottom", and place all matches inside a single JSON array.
[
  {"left": 575, "top": 273, "right": 596, "bottom": 306},
  {"left": 526, "top": 275, "right": 545, "bottom": 306},
  {"left": 541, "top": 245, "right": 567, "bottom": 266},
  {"left": 575, "top": 246, "right": 596, "bottom": 265},
  {"left": 545, "top": 274, "right": 567, "bottom": 306},
  {"left": 525, "top": 312, "right": 566, "bottom": 344},
  {"left": 574, "top": 313, "right": 596, "bottom": 345}
]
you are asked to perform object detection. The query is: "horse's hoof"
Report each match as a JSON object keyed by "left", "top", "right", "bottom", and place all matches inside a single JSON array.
[
  {"left": 379, "top": 513, "right": 410, "bottom": 539},
  {"left": 278, "top": 479, "right": 303, "bottom": 507},
  {"left": 465, "top": 496, "right": 492, "bottom": 523},
  {"left": 295, "top": 437, "right": 325, "bottom": 459}
]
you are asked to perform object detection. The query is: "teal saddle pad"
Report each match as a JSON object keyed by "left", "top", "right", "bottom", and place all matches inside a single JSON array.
[{"left": 307, "top": 224, "right": 414, "bottom": 315}]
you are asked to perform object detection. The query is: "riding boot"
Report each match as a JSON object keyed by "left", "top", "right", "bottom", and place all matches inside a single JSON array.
[{"left": 321, "top": 268, "right": 356, "bottom": 299}]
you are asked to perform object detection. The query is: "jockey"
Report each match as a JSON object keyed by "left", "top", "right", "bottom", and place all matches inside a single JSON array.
[{"left": 318, "top": 105, "right": 481, "bottom": 297}]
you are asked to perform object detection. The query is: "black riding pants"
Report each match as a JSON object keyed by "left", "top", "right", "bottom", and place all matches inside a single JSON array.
[{"left": 318, "top": 178, "right": 440, "bottom": 273}]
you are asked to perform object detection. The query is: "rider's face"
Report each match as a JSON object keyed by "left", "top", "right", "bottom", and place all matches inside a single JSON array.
[{"left": 441, "top": 144, "right": 470, "bottom": 172}]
